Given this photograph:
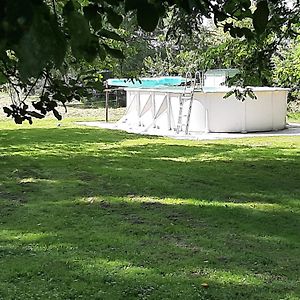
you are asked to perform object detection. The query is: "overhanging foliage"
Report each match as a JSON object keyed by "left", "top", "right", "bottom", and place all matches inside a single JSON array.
[{"left": 0, "top": 0, "right": 299, "bottom": 123}]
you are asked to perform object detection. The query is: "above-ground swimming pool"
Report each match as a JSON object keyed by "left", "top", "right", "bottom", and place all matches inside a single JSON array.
[
  {"left": 107, "top": 77, "right": 185, "bottom": 88},
  {"left": 119, "top": 86, "right": 289, "bottom": 133}
]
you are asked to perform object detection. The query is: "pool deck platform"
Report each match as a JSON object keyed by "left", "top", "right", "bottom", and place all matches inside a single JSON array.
[{"left": 77, "top": 121, "right": 300, "bottom": 141}]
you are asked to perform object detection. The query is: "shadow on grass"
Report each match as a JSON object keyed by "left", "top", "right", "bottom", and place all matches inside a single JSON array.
[
  {"left": 0, "top": 127, "right": 153, "bottom": 147},
  {"left": 0, "top": 127, "right": 299, "bottom": 299}
]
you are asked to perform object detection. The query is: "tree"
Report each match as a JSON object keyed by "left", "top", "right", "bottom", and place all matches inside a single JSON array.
[
  {"left": 0, "top": 0, "right": 299, "bottom": 123},
  {"left": 273, "top": 36, "right": 300, "bottom": 105}
]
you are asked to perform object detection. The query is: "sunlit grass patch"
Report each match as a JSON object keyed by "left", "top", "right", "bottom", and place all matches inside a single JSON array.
[{"left": 0, "top": 118, "right": 299, "bottom": 299}]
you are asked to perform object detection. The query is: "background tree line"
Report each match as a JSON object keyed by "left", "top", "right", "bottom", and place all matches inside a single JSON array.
[{"left": 0, "top": 0, "right": 299, "bottom": 123}]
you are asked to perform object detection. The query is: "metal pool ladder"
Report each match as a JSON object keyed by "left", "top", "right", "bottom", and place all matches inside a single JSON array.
[{"left": 176, "top": 71, "right": 204, "bottom": 134}]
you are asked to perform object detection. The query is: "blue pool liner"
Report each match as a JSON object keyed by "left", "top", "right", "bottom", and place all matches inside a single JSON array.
[{"left": 107, "top": 77, "right": 185, "bottom": 88}]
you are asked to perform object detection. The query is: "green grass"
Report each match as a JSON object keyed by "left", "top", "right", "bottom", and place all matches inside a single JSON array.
[
  {"left": 0, "top": 118, "right": 300, "bottom": 299},
  {"left": 288, "top": 112, "right": 300, "bottom": 123}
]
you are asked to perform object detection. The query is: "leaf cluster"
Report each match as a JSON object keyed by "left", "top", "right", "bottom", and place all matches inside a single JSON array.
[{"left": 224, "top": 87, "right": 257, "bottom": 102}]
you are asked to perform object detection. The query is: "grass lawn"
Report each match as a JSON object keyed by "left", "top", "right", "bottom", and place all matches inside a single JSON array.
[
  {"left": 0, "top": 117, "right": 299, "bottom": 299},
  {"left": 288, "top": 112, "right": 300, "bottom": 123}
]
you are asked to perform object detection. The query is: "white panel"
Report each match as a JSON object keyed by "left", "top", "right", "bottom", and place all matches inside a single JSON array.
[
  {"left": 272, "top": 91, "right": 288, "bottom": 130},
  {"left": 139, "top": 92, "right": 153, "bottom": 128},
  {"left": 189, "top": 97, "right": 206, "bottom": 132},
  {"left": 153, "top": 93, "right": 169, "bottom": 131},
  {"left": 169, "top": 94, "right": 181, "bottom": 130},
  {"left": 204, "top": 75, "right": 226, "bottom": 87},
  {"left": 206, "top": 93, "right": 244, "bottom": 132},
  {"left": 123, "top": 91, "right": 140, "bottom": 127},
  {"left": 245, "top": 92, "right": 273, "bottom": 131}
]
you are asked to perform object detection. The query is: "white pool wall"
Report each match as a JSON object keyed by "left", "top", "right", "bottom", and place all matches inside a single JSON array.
[{"left": 122, "top": 86, "right": 288, "bottom": 133}]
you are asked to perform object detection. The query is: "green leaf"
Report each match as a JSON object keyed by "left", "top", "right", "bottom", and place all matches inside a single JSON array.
[
  {"left": 106, "top": 7, "right": 123, "bottom": 29},
  {"left": 103, "top": 44, "right": 125, "bottom": 59},
  {"left": 234, "top": 8, "right": 252, "bottom": 20},
  {"left": 224, "top": 22, "right": 233, "bottom": 33},
  {"left": 235, "top": 28, "right": 244, "bottom": 38},
  {"left": 99, "top": 29, "right": 125, "bottom": 42},
  {"left": 240, "top": 27, "right": 254, "bottom": 39},
  {"left": 14, "top": 115, "right": 23, "bottom": 124},
  {"left": 245, "top": 88, "right": 257, "bottom": 99},
  {"left": 137, "top": 1, "right": 159, "bottom": 32},
  {"left": 33, "top": 101, "right": 47, "bottom": 115},
  {"left": 0, "top": 72, "right": 8, "bottom": 85},
  {"left": 125, "top": 0, "right": 140, "bottom": 12},
  {"left": 53, "top": 108, "right": 62, "bottom": 120},
  {"left": 83, "top": 4, "right": 103, "bottom": 32},
  {"left": 66, "top": 11, "right": 94, "bottom": 60},
  {"left": 17, "top": 3, "right": 66, "bottom": 80},
  {"left": 98, "top": 45, "right": 107, "bottom": 60},
  {"left": 103, "top": 0, "right": 122, "bottom": 5},
  {"left": 26, "top": 111, "right": 45, "bottom": 119},
  {"left": 63, "top": 0, "right": 80, "bottom": 16},
  {"left": 241, "top": 0, "right": 251, "bottom": 9},
  {"left": 253, "top": 1, "right": 269, "bottom": 35},
  {"left": 63, "top": 0, "right": 74, "bottom": 15},
  {"left": 223, "top": 0, "right": 237, "bottom": 15},
  {"left": 215, "top": 11, "right": 227, "bottom": 22},
  {"left": 27, "top": 117, "right": 33, "bottom": 125},
  {"left": 229, "top": 27, "right": 238, "bottom": 38},
  {"left": 53, "top": 93, "right": 65, "bottom": 102},
  {"left": 3, "top": 107, "right": 12, "bottom": 116},
  {"left": 50, "top": 19, "right": 67, "bottom": 68},
  {"left": 224, "top": 90, "right": 235, "bottom": 99}
]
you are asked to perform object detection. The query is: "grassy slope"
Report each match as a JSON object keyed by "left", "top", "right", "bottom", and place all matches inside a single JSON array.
[{"left": 0, "top": 118, "right": 299, "bottom": 300}]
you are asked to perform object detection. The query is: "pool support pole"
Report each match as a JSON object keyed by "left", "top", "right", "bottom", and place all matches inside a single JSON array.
[{"left": 105, "top": 81, "right": 109, "bottom": 122}]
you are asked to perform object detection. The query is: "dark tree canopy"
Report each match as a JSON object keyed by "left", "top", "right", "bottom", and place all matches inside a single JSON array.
[{"left": 0, "top": 0, "right": 299, "bottom": 123}]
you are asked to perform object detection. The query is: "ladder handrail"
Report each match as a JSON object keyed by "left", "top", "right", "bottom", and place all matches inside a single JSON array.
[
  {"left": 183, "top": 71, "right": 193, "bottom": 94},
  {"left": 177, "top": 71, "right": 204, "bottom": 134},
  {"left": 176, "top": 72, "right": 194, "bottom": 134},
  {"left": 184, "top": 71, "right": 192, "bottom": 86},
  {"left": 194, "top": 70, "right": 204, "bottom": 90}
]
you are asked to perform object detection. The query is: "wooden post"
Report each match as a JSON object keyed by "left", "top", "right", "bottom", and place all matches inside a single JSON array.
[
  {"left": 105, "top": 81, "right": 109, "bottom": 122},
  {"left": 116, "top": 89, "right": 119, "bottom": 107}
]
